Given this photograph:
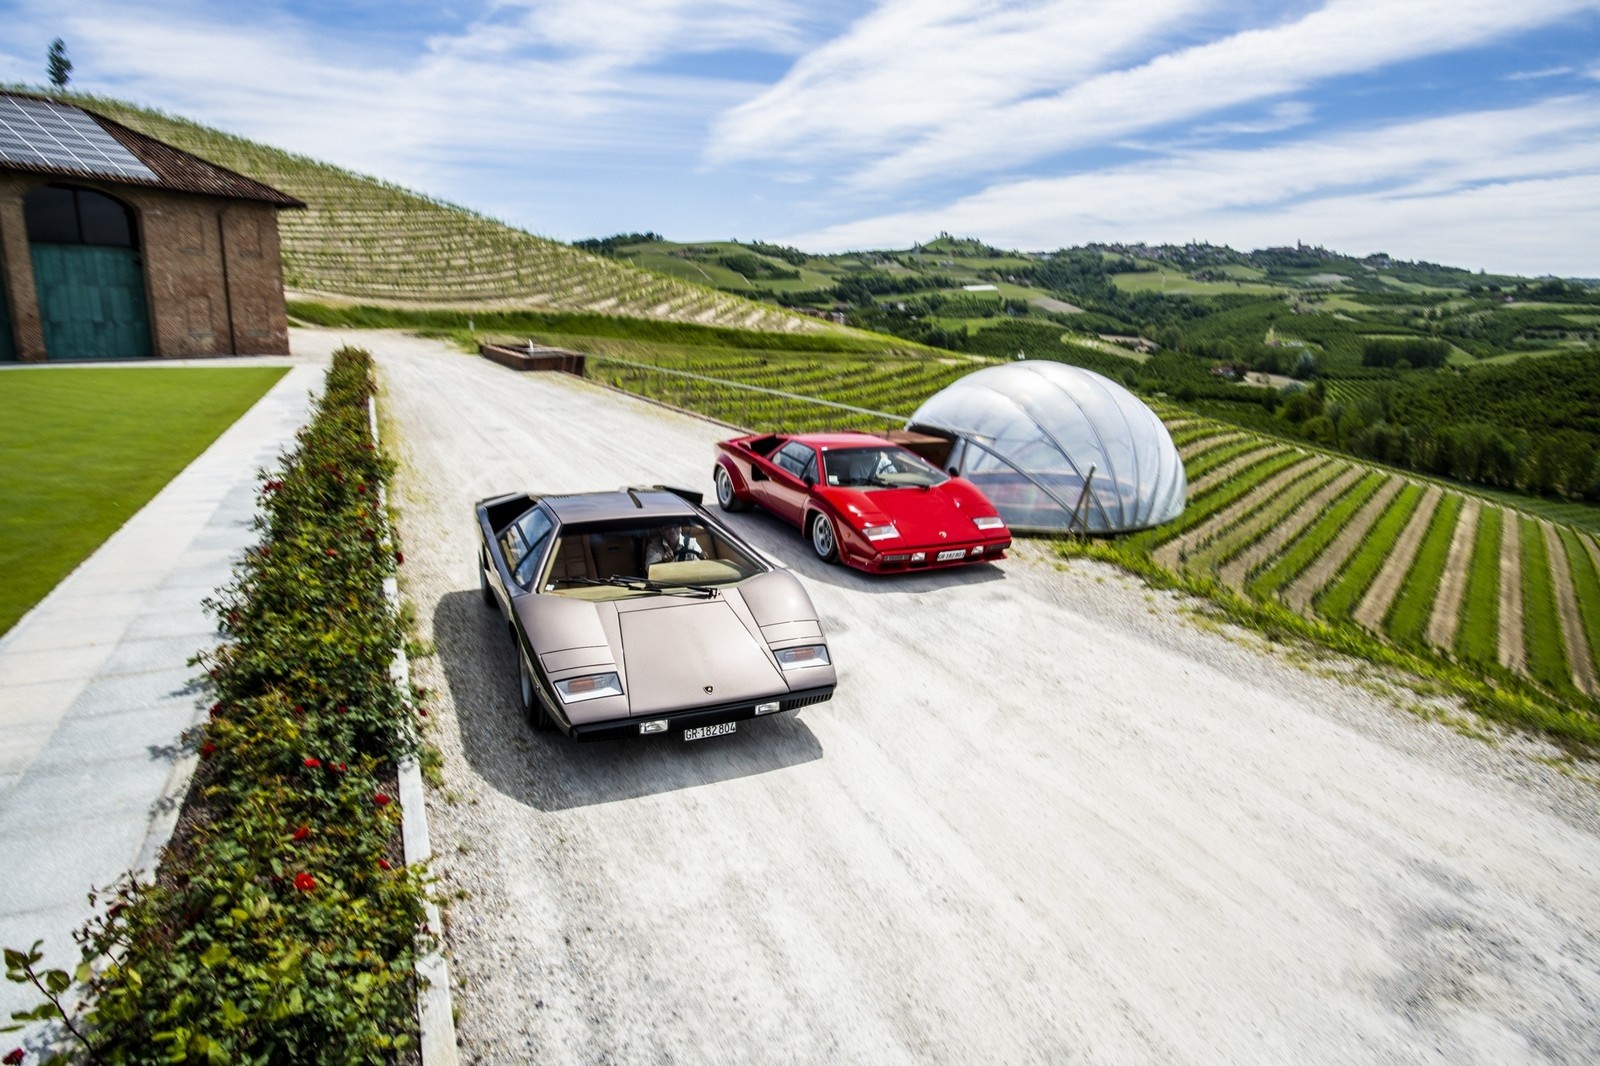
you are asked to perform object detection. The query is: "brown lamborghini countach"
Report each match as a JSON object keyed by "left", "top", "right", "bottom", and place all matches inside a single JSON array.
[{"left": 476, "top": 485, "right": 836, "bottom": 741}]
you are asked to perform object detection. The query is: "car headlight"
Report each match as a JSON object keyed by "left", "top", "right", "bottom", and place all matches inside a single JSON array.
[
  {"left": 553, "top": 672, "right": 623, "bottom": 703},
  {"left": 972, "top": 515, "right": 1006, "bottom": 530},
  {"left": 862, "top": 523, "right": 899, "bottom": 541},
  {"left": 774, "top": 645, "right": 831, "bottom": 671}
]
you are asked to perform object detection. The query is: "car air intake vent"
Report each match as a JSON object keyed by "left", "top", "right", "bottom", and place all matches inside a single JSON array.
[{"left": 782, "top": 692, "right": 833, "bottom": 711}]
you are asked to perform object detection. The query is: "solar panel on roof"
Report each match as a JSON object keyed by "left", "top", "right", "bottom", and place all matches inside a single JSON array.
[{"left": 0, "top": 96, "right": 158, "bottom": 181}]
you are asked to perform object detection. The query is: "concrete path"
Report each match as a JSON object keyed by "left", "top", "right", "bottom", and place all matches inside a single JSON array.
[{"left": 0, "top": 357, "right": 323, "bottom": 1029}]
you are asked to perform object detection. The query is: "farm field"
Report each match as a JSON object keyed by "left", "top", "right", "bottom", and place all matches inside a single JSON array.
[
  {"left": 1131, "top": 414, "right": 1600, "bottom": 731},
  {"left": 1111, "top": 270, "right": 1280, "bottom": 296},
  {"left": 59, "top": 94, "right": 814, "bottom": 333},
  {"left": 0, "top": 365, "right": 287, "bottom": 636}
]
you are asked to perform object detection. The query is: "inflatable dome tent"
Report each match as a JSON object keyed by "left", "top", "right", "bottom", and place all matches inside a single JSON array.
[{"left": 899, "top": 361, "right": 1186, "bottom": 534}]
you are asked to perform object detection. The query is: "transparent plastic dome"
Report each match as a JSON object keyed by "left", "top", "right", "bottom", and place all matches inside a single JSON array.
[{"left": 909, "top": 361, "right": 1186, "bottom": 534}]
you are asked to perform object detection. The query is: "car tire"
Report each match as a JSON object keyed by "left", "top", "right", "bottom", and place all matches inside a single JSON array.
[
  {"left": 479, "top": 549, "right": 496, "bottom": 608},
  {"left": 518, "top": 646, "right": 554, "bottom": 732},
  {"left": 715, "top": 465, "right": 748, "bottom": 512},
  {"left": 809, "top": 512, "right": 839, "bottom": 564}
]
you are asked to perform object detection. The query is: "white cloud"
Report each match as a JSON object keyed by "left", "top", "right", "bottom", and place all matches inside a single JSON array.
[
  {"left": 781, "top": 97, "right": 1600, "bottom": 276},
  {"left": 1503, "top": 65, "right": 1576, "bottom": 80},
  {"left": 1190, "top": 101, "right": 1314, "bottom": 138},
  {"left": 707, "top": 0, "right": 1211, "bottom": 167},
  {"left": 4, "top": 0, "right": 811, "bottom": 199},
  {"left": 713, "top": 0, "right": 1600, "bottom": 193},
  {"left": 423, "top": 0, "right": 810, "bottom": 79}
]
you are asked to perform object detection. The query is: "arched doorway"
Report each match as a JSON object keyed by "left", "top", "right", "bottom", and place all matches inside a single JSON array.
[{"left": 25, "top": 184, "right": 152, "bottom": 359}]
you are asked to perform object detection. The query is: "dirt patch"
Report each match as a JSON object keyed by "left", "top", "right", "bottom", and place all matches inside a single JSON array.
[
  {"left": 1283, "top": 477, "right": 1406, "bottom": 614},
  {"left": 1029, "top": 295, "right": 1084, "bottom": 314},
  {"left": 1179, "top": 432, "right": 1244, "bottom": 462},
  {"left": 1427, "top": 498, "right": 1481, "bottom": 650},
  {"left": 1542, "top": 521, "right": 1597, "bottom": 697},
  {"left": 1354, "top": 486, "right": 1443, "bottom": 631}
]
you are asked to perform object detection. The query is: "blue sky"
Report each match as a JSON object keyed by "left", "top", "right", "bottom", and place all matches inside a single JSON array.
[{"left": 2, "top": 0, "right": 1598, "bottom": 275}]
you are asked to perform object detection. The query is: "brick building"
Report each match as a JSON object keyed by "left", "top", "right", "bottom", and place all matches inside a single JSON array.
[{"left": 0, "top": 92, "right": 303, "bottom": 361}]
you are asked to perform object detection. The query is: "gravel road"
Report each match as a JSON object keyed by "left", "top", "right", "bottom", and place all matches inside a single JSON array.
[{"left": 296, "top": 330, "right": 1600, "bottom": 1064}]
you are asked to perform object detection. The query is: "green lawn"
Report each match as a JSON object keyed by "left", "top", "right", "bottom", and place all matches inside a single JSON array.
[{"left": 0, "top": 366, "right": 287, "bottom": 636}]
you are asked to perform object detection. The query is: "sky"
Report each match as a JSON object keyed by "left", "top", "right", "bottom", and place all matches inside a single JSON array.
[{"left": 2, "top": 0, "right": 1598, "bottom": 276}]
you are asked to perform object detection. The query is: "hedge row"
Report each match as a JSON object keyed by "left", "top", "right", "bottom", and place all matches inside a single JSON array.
[{"left": 6, "top": 348, "right": 430, "bottom": 1063}]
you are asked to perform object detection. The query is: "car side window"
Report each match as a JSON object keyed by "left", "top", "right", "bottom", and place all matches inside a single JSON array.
[
  {"left": 774, "top": 441, "right": 816, "bottom": 481},
  {"left": 512, "top": 507, "right": 556, "bottom": 587}
]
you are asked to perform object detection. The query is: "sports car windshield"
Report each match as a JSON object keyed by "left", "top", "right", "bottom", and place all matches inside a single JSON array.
[
  {"left": 544, "top": 518, "right": 766, "bottom": 600},
  {"left": 822, "top": 445, "right": 949, "bottom": 489}
]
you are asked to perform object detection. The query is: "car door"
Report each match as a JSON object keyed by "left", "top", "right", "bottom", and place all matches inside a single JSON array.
[
  {"left": 494, "top": 505, "right": 556, "bottom": 613},
  {"left": 765, "top": 440, "right": 818, "bottom": 527},
  {"left": 740, "top": 437, "right": 788, "bottom": 512}
]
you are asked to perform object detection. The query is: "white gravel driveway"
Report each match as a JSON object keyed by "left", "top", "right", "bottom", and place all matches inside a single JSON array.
[{"left": 296, "top": 329, "right": 1600, "bottom": 1064}]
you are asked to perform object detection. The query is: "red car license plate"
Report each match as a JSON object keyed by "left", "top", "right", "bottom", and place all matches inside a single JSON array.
[
  {"left": 936, "top": 549, "right": 967, "bottom": 562},
  {"left": 684, "top": 722, "right": 736, "bottom": 741}
]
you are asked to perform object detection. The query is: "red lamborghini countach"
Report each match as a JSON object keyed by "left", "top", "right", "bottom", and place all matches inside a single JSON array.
[{"left": 713, "top": 431, "right": 1011, "bottom": 573}]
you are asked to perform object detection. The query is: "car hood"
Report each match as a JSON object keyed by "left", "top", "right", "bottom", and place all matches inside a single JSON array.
[
  {"left": 821, "top": 480, "right": 998, "bottom": 544},
  {"left": 515, "top": 571, "right": 831, "bottom": 722}
]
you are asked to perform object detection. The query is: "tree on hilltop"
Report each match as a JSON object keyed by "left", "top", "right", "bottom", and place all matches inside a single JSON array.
[{"left": 47, "top": 38, "right": 72, "bottom": 89}]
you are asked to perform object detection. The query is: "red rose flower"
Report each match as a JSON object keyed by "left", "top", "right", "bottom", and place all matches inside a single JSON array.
[
  {"left": 325, "top": 548, "right": 338, "bottom": 557},
  {"left": 394, "top": 550, "right": 405, "bottom": 565},
  {"left": 378, "top": 859, "right": 392, "bottom": 871},
  {"left": 336, "top": 704, "right": 347, "bottom": 715},
  {"left": 4, "top": 1047, "right": 25, "bottom": 1065},
  {"left": 293, "top": 872, "right": 316, "bottom": 893},
  {"left": 418, "top": 709, "right": 428, "bottom": 718},
  {"left": 292, "top": 825, "right": 310, "bottom": 841},
  {"left": 303, "top": 757, "right": 321, "bottom": 769},
  {"left": 199, "top": 741, "right": 217, "bottom": 759},
  {"left": 333, "top": 762, "right": 347, "bottom": 773},
  {"left": 373, "top": 793, "right": 391, "bottom": 807}
]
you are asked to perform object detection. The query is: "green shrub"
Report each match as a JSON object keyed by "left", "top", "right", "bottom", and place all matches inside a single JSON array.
[{"left": 5, "top": 348, "right": 429, "bottom": 1063}]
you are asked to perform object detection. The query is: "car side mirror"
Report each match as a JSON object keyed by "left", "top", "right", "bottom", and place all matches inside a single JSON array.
[{"left": 803, "top": 475, "right": 815, "bottom": 488}]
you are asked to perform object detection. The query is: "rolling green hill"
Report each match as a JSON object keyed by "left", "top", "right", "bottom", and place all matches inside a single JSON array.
[{"left": 43, "top": 90, "right": 821, "bottom": 333}]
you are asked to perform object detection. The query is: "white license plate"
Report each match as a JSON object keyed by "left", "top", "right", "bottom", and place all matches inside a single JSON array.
[
  {"left": 684, "top": 721, "right": 737, "bottom": 741},
  {"left": 936, "top": 549, "right": 967, "bottom": 562}
]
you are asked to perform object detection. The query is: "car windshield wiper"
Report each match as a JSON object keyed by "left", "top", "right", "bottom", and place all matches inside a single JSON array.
[
  {"left": 608, "top": 574, "right": 720, "bottom": 598},
  {"left": 554, "top": 575, "right": 718, "bottom": 597}
]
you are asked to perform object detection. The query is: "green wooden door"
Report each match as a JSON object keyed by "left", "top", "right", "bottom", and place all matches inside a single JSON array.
[{"left": 30, "top": 244, "right": 152, "bottom": 360}]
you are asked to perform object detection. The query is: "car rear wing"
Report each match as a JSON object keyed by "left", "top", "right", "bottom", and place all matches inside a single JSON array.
[{"left": 629, "top": 484, "right": 704, "bottom": 507}]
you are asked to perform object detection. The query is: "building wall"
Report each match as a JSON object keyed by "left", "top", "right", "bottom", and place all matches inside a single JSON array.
[{"left": 0, "top": 173, "right": 291, "bottom": 360}]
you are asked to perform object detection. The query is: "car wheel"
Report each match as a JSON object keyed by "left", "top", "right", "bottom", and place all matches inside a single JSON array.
[
  {"left": 810, "top": 512, "right": 839, "bottom": 564},
  {"left": 479, "top": 549, "right": 496, "bottom": 608},
  {"left": 715, "top": 465, "right": 748, "bottom": 512},
  {"left": 518, "top": 646, "right": 553, "bottom": 731}
]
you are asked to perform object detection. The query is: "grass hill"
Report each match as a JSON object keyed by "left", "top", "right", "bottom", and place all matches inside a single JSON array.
[{"left": 42, "top": 90, "right": 820, "bottom": 333}]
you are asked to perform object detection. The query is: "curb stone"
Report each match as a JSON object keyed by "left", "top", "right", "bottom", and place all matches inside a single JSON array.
[{"left": 370, "top": 396, "right": 459, "bottom": 1064}]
